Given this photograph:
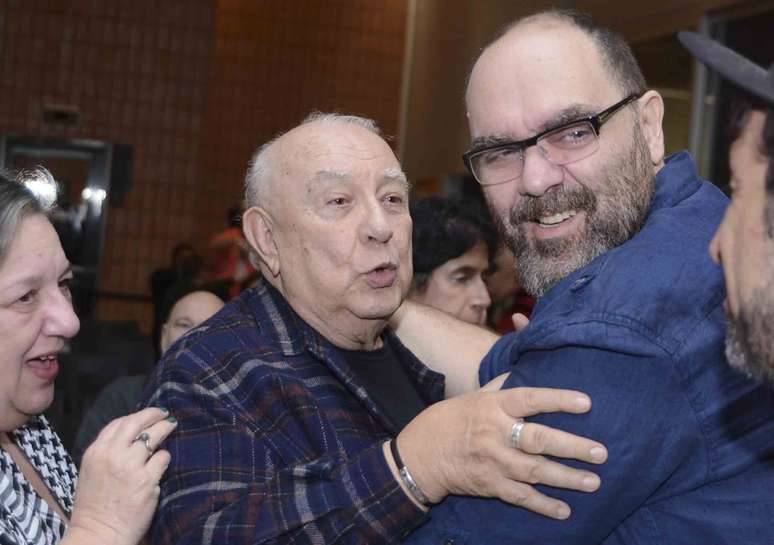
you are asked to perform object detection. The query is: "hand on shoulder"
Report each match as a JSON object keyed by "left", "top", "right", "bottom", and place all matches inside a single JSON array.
[{"left": 64, "top": 407, "right": 177, "bottom": 545}]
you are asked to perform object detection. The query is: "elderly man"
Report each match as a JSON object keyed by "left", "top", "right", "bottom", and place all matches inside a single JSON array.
[
  {"left": 679, "top": 32, "right": 774, "bottom": 385},
  {"left": 139, "top": 112, "right": 608, "bottom": 544},
  {"left": 395, "top": 9, "right": 774, "bottom": 544}
]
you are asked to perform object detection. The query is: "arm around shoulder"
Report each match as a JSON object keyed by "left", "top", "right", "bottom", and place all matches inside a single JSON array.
[{"left": 390, "top": 299, "right": 499, "bottom": 397}]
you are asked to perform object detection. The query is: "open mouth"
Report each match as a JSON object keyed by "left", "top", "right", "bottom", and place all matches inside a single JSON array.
[
  {"left": 537, "top": 209, "right": 578, "bottom": 228},
  {"left": 26, "top": 354, "right": 60, "bottom": 381},
  {"left": 366, "top": 263, "right": 398, "bottom": 288}
]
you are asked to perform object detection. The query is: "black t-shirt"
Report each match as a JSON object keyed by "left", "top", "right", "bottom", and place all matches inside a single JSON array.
[{"left": 340, "top": 340, "right": 427, "bottom": 432}]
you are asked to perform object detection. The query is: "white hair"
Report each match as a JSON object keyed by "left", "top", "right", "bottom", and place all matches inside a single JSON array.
[
  {"left": 244, "top": 111, "right": 382, "bottom": 207},
  {"left": 0, "top": 167, "right": 58, "bottom": 267}
]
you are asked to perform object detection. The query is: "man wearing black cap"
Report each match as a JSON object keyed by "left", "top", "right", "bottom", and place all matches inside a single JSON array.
[{"left": 679, "top": 31, "right": 774, "bottom": 384}]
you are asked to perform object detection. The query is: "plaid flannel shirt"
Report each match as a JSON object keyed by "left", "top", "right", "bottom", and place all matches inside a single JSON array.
[{"left": 140, "top": 280, "right": 444, "bottom": 545}]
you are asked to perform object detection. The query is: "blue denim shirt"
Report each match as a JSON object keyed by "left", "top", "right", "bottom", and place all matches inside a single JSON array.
[{"left": 407, "top": 152, "right": 774, "bottom": 544}]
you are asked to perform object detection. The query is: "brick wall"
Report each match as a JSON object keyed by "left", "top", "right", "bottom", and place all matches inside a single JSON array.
[{"left": 197, "top": 0, "right": 408, "bottom": 243}]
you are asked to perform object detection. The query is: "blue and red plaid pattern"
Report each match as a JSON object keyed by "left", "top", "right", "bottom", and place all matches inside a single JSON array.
[{"left": 140, "top": 280, "right": 444, "bottom": 545}]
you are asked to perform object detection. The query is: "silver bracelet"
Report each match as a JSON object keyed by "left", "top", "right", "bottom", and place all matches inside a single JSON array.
[{"left": 389, "top": 438, "right": 432, "bottom": 506}]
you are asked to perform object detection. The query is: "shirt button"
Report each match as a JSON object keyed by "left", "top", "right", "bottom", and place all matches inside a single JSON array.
[{"left": 442, "top": 539, "right": 455, "bottom": 545}]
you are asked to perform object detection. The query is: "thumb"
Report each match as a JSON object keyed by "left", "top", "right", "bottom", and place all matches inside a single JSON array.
[
  {"left": 512, "top": 313, "right": 530, "bottom": 332},
  {"left": 481, "top": 372, "right": 509, "bottom": 392}
]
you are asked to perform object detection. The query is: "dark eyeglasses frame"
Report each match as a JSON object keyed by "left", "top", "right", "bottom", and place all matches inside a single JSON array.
[{"left": 462, "top": 92, "right": 645, "bottom": 185}]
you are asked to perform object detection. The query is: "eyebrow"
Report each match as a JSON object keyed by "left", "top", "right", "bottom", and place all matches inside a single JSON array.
[
  {"left": 469, "top": 103, "right": 597, "bottom": 151},
  {"left": 307, "top": 168, "right": 411, "bottom": 191},
  {"left": 0, "top": 262, "right": 73, "bottom": 295},
  {"left": 382, "top": 167, "right": 411, "bottom": 190},
  {"left": 536, "top": 104, "right": 596, "bottom": 133},
  {"left": 310, "top": 169, "right": 350, "bottom": 183}
]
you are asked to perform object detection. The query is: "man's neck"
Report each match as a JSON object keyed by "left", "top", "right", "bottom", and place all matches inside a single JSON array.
[
  {"left": 300, "top": 307, "right": 388, "bottom": 351},
  {"left": 263, "top": 275, "right": 390, "bottom": 351}
]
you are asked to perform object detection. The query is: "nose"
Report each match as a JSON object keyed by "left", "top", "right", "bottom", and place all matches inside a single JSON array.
[
  {"left": 43, "top": 289, "right": 81, "bottom": 339},
  {"left": 361, "top": 200, "right": 394, "bottom": 244},
  {"left": 518, "top": 145, "right": 564, "bottom": 197},
  {"left": 471, "top": 276, "right": 492, "bottom": 310}
]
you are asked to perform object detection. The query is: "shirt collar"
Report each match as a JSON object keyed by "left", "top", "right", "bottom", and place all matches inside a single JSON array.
[{"left": 649, "top": 151, "right": 703, "bottom": 214}]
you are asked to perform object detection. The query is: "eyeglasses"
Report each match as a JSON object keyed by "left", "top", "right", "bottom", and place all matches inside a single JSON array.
[{"left": 462, "top": 93, "right": 643, "bottom": 186}]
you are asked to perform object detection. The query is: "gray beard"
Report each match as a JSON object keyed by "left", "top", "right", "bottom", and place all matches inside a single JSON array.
[
  {"left": 496, "top": 123, "right": 655, "bottom": 298},
  {"left": 725, "top": 278, "right": 774, "bottom": 385}
]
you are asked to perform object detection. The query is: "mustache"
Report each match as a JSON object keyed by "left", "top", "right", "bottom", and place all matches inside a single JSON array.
[{"left": 509, "top": 186, "right": 598, "bottom": 225}]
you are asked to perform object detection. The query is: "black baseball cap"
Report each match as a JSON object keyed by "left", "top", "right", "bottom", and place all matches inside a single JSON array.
[{"left": 678, "top": 31, "right": 774, "bottom": 107}]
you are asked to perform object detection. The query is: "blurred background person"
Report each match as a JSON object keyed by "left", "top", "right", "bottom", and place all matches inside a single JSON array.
[
  {"left": 485, "top": 246, "right": 535, "bottom": 333},
  {"left": 0, "top": 168, "right": 175, "bottom": 545},
  {"left": 149, "top": 243, "right": 203, "bottom": 352},
  {"left": 408, "top": 196, "right": 497, "bottom": 326},
  {"left": 73, "top": 289, "right": 223, "bottom": 465},
  {"left": 205, "top": 204, "right": 257, "bottom": 299}
]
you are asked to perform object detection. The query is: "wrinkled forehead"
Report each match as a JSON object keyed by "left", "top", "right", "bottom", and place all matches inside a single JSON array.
[
  {"left": 277, "top": 122, "right": 404, "bottom": 189},
  {"left": 466, "top": 19, "right": 620, "bottom": 138}
]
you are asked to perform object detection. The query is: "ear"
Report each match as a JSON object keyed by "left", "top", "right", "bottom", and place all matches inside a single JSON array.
[
  {"left": 637, "top": 90, "right": 665, "bottom": 167},
  {"left": 243, "top": 206, "right": 280, "bottom": 277}
]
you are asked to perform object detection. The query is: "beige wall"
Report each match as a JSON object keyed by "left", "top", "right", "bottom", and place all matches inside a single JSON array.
[{"left": 400, "top": 0, "right": 550, "bottom": 183}]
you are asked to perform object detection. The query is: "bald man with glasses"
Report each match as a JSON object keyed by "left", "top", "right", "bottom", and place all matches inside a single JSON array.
[{"left": 393, "top": 8, "right": 774, "bottom": 544}]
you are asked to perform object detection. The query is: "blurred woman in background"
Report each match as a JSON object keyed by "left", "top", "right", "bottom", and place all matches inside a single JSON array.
[
  {"left": 73, "top": 288, "right": 223, "bottom": 464},
  {"left": 408, "top": 196, "right": 498, "bottom": 326}
]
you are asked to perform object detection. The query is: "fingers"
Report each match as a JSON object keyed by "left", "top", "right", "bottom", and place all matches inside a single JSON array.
[
  {"left": 498, "top": 387, "right": 591, "bottom": 418},
  {"left": 481, "top": 372, "right": 510, "bottom": 392},
  {"left": 128, "top": 418, "right": 178, "bottom": 459},
  {"left": 145, "top": 449, "right": 172, "bottom": 482},
  {"left": 519, "top": 422, "right": 607, "bottom": 465},
  {"left": 110, "top": 407, "right": 174, "bottom": 444},
  {"left": 495, "top": 480, "right": 572, "bottom": 520},
  {"left": 97, "top": 407, "right": 170, "bottom": 444},
  {"left": 499, "top": 450, "right": 601, "bottom": 492},
  {"left": 511, "top": 313, "right": 530, "bottom": 332},
  {"left": 143, "top": 417, "right": 178, "bottom": 446}
]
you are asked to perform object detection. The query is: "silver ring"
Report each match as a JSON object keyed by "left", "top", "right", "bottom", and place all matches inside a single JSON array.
[
  {"left": 133, "top": 431, "right": 153, "bottom": 454},
  {"left": 510, "top": 418, "right": 525, "bottom": 449}
]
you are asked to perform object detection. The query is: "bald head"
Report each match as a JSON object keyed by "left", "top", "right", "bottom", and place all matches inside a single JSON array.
[
  {"left": 466, "top": 9, "right": 645, "bottom": 110},
  {"left": 244, "top": 112, "right": 382, "bottom": 211}
]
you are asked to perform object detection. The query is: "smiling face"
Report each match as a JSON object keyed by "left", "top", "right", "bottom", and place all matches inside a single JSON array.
[
  {"left": 710, "top": 110, "right": 774, "bottom": 382},
  {"left": 0, "top": 214, "right": 79, "bottom": 431},
  {"left": 411, "top": 241, "right": 492, "bottom": 325},
  {"left": 465, "top": 17, "right": 662, "bottom": 296},
  {"left": 244, "top": 120, "right": 413, "bottom": 349}
]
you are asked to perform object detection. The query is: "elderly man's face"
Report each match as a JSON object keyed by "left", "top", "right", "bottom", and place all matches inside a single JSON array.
[
  {"left": 710, "top": 110, "right": 774, "bottom": 382},
  {"left": 465, "top": 19, "right": 660, "bottom": 296},
  {"left": 255, "top": 122, "right": 412, "bottom": 348}
]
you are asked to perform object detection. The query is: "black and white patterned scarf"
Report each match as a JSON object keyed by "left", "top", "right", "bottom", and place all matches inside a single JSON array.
[{"left": 0, "top": 416, "right": 77, "bottom": 545}]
